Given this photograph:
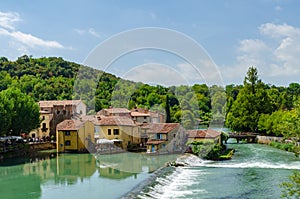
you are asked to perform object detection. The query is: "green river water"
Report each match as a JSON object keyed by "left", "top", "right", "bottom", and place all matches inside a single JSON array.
[{"left": 0, "top": 142, "right": 299, "bottom": 199}]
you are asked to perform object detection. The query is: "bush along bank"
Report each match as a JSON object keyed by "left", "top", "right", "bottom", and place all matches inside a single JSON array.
[
  {"left": 269, "top": 141, "right": 300, "bottom": 157},
  {"left": 187, "top": 141, "right": 234, "bottom": 161}
]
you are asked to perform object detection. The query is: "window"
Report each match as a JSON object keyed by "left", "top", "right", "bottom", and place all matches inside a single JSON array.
[
  {"left": 56, "top": 110, "right": 60, "bottom": 114},
  {"left": 95, "top": 126, "right": 100, "bottom": 133},
  {"left": 65, "top": 131, "right": 70, "bottom": 136},
  {"left": 63, "top": 110, "right": 66, "bottom": 115},
  {"left": 65, "top": 140, "right": 71, "bottom": 146},
  {"left": 156, "top": 134, "right": 162, "bottom": 139},
  {"left": 108, "top": 129, "right": 111, "bottom": 135},
  {"left": 42, "top": 116, "right": 45, "bottom": 120},
  {"left": 42, "top": 123, "right": 47, "bottom": 132},
  {"left": 113, "top": 129, "right": 119, "bottom": 135}
]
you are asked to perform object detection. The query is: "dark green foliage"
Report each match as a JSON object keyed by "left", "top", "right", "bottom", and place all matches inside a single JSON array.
[
  {"left": 188, "top": 141, "right": 228, "bottom": 160},
  {"left": 165, "top": 95, "right": 171, "bottom": 123},
  {"left": 280, "top": 171, "right": 300, "bottom": 198},
  {"left": 226, "top": 67, "right": 272, "bottom": 132},
  {"left": 0, "top": 88, "right": 40, "bottom": 135}
]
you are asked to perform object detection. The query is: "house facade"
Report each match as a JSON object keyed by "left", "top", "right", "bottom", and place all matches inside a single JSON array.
[
  {"left": 95, "top": 115, "right": 140, "bottom": 150},
  {"left": 30, "top": 100, "right": 86, "bottom": 139},
  {"left": 143, "top": 123, "right": 187, "bottom": 153},
  {"left": 186, "top": 129, "right": 221, "bottom": 145},
  {"left": 56, "top": 119, "right": 95, "bottom": 153},
  {"left": 97, "top": 108, "right": 131, "bottom": 117}
]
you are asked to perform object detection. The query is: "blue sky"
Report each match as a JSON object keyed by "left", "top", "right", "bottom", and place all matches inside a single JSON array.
[{"left": 1, "top": 0, "right": 300, "bottom": 86}]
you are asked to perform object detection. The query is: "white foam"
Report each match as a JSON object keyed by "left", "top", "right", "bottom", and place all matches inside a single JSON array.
[{"left": 138, "top": 167, "right": 207, "bottom": 199}]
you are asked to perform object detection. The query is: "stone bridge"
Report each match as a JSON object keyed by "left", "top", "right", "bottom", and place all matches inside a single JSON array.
[{"left": 225, "top": 132, "right": 258, "bottom": 144}]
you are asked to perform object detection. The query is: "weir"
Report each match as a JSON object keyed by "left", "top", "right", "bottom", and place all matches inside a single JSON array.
[{"left": 225, "top": 132, "right": 258, "bottom": 144}]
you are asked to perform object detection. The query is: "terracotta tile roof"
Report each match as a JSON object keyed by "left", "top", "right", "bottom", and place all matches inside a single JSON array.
[
  {"left": 104, "top": 108, "right": 130, "bottom": 114},
  {"left": 130, "top": 111, "right": 150, "bottom": 117},
  {"left": 39, "top": 100, "right": 83, "bottom": 108},
  {"left": 74, "top": 115, "right": 98, "bottom": 124},
  {"left": 186, "top": 129, "right": 221, "bottom": 139},
  {"left": 96, "top": 116, "right": 136, "bottom": 126},
  {"left": 142, "top": 123, "right": 180, "bottom": 133},
  {"left": 146, "top": 140, "right": 165, "bottom": 145},
  {"left": 56, "top": 119, "right": 85, "bottom": 131}
]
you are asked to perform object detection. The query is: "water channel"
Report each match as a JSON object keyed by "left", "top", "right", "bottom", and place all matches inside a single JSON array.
[{"left": 0, "top": 141, "right": 299, "bottom": 199}]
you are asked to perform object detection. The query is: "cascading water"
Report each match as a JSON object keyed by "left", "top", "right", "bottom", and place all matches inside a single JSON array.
[{"left": 137, "top": 143, "right": 300, "bottom": 199}]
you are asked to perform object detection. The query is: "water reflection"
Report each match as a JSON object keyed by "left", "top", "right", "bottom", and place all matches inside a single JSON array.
[
  {"left": 0, "top": 152, "right": 179, "bottom": 199},
  {"left": 53, "top": 154, "right": 96, "bottom": 185},
  {"left": 96, "top": 152, "right": 179, "bottom": 176}
]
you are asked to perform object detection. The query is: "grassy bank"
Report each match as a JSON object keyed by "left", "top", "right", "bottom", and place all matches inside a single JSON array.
[{"left": 269, "top": 141, "right": 300, "bottom": 156}]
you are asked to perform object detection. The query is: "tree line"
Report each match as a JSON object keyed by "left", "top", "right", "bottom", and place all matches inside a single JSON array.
[{"left": 0, "top": 55, "right": 299, "bottom": 141}]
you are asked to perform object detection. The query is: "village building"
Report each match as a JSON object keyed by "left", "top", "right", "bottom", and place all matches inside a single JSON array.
[
  {"left": 97, "top": 107, "right": 131, "bottom": 117},
  {"left": 56, "top": 119, "right": 95, "bottom": 153},
  {"left": 30, "top": 100, "right": 86, "bottom": 139},
  {"left": 131, "top": 107, "right": 165, "bottom": 123},
  {"left": 186, "top": 129, "right": 221, "bottom": 145},
  {"left": 143, "top": 123, "right": 187, "bottom": 153},
  {"left": 94, "top": 115, "right": 140, "bottom": 150}
]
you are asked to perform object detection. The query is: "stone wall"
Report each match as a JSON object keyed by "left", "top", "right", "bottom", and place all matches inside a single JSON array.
[{"left": 257, "top": 136, "right": 283, "bottom": 144}]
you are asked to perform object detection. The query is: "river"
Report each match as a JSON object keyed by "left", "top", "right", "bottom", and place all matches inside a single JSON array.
[{"left": 0, "top": 142, "right": 299, "bottom": 199}]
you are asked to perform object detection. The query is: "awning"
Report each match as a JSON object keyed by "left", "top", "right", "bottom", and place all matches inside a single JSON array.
[
  {"left": 96, "top": 139, "right": 114, "bottom": 144},
  {"left": 111, "top": 139, "right": 123, "bottom": 142},
  {"left": 146, "top": 140, "right": 165, "bottom": 145}
]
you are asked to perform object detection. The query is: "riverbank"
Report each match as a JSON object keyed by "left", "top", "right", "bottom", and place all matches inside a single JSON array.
[
  {"left": 135, "top": 143, "right": 300, "bottom": 199},
  {"left": 0, "top": 142, "right": 56, "bottom": 162},
  {"left": 257, "top": 135, "right": 300, "bottom": 156}
]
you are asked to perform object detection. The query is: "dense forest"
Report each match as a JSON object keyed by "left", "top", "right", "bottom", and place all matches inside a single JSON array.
[{"left": 0, "top": 55, "right": 300, "bottom": 142}]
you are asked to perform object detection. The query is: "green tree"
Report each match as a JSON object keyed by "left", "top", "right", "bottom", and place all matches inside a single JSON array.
[
  {"left": 165, "top": 94, "right": 171, "bottom": 123},
  {"left": 0, "top": 88, "right": 40, "bottom": 135},
  {"left": 280, "top": 171, "right": 300, "bottom": 198},
  {"left": 226, "top": 67, "right": 272, "bottom": 132}
]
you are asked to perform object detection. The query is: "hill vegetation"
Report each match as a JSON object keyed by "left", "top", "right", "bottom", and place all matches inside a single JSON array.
[{"left": 0, "top": 55, "right": 300, "bottom": 142}]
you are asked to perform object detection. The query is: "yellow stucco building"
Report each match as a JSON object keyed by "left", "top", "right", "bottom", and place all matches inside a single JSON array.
[
  {"left": 95, "top": 115, "right": 140, "bottom": 150},
  {"left": 56, "top": 119, "right": 95, "bottom": 153}
]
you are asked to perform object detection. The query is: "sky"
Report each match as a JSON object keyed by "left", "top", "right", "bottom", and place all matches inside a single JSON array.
[{"left": 1, "top": 0, "right": 300, "bottom": 86}]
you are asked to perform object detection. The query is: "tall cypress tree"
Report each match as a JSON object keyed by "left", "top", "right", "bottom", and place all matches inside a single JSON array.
[{"left": 165, "top": 94, "right": 171, "bottom": 123}]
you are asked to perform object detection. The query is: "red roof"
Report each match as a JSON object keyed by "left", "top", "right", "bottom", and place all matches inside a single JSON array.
[
  {"left": 96, "top": 116, "right": 136, "bottom": 126},
  {"left": 39, "top": 100, "right": 83, "bottom": 108},
  {"left": 186, "top": 129, "right": 221, "bottom": 139},
  {"left": 130, "top": 111, "right": 150, "bottom": 117},
  {"left": 100, "top": 108, "right": 130, "bottom": 114},
  {"left": 142, "top": 123, "right": 179, "bottom": 133},
  {"left": 56, "top": 119, "right": 85, "bottom": 131}
]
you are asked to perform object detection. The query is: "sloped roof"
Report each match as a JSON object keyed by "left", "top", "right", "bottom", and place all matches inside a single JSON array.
[
  {"left": 130, "top": 111, "right": 150, "bottom": 117},
  {"left": 142, "top": 123, "right": 180, "bottom": 133},
  {"left": 39, "top": 100, "right": 83, "bottom": 108},
  {"left": 186, "top": 129, "right": 221, "bottom": 139},
  {"left": 56, "top": 119, "right": 85, "bottom": 131},
  {"left": 104, "top": 108, "right": 130, "bottom": 114},
  {"left": 96, "top": 116, "right": 136, "bottom": 126}
]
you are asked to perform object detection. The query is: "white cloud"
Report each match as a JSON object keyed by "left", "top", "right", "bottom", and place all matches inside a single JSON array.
[
  {"left": 259, "top": 23, "right": 300, "bottom": 38},
  {"left": 149, "top": 12, "right": 157, "bottom": 20},
  {"left": 0, "top": 27, "right": 64, "bottom": 49},
  {"left": 88, "top": 28, "right": 101, "bottom": 38},
  {"left": 74, "top": 27, "right": 103, "bottom": 38},
  {"left": 274, "top": 6, "right": 282, "bottom": 11},
  {"left": 224, "top": 23, "right": 300, "bottom": 85},
  {"left": 0, "top": 11, "right": 65, "bottom": 58},
  {"left": 0, "top": 11, "right": 20, "bottom": 30}
]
